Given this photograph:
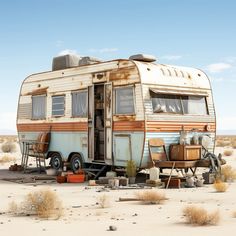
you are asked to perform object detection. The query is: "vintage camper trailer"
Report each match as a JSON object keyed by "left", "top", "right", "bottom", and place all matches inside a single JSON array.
[{"left": 17, "top": 54, "right": 216, "bottom": 172}]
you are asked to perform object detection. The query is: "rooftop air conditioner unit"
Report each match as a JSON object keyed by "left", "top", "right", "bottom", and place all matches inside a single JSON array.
[
  {"left": 129, "top": 54, "right": 157, "bottom": 62},
  {"left": 52, "top": 54, "right": 80, "bottom": 71}
]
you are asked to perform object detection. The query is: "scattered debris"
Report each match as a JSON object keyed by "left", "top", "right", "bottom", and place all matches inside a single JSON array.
[{"left": 108, "top": 225, "right": 117, "bottom": 231}]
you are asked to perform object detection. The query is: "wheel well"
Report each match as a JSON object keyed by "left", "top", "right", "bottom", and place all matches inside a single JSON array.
[
  {"left": 67, "top": 152, "right": 84, "bottom": 163},
  {"left": 47, "top": 151, "right": 63, "bottom": 159}
]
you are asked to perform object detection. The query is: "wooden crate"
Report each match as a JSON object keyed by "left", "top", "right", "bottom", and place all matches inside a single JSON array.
[{"left": 169, "top": 144, "right": 202, "bottom": 161}]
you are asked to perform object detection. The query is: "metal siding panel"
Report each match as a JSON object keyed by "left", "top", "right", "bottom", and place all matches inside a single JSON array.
[
  {"left": 18, "top": 103, "right": 31, "bottom": 119},
  {"left": 113, "top": 132, "right": 144, "bottom": 167},
  {"left": 18, "top": 131, "right": 88, "bottom": 161}
]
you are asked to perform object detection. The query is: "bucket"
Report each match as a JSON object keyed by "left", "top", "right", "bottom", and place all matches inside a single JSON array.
[{"left": 149, "top": 167, "right": 160, "bottom": 181}]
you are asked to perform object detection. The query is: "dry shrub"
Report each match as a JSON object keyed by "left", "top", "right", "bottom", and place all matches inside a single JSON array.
[
  {"left": 221, "top": 165, "right": 236, "bottom": 182},
  {"left": 8, "top": 201, "right": 18, "bottom": 214},
  {"left": 223, "top": 149, "right": 233, "bottom": 156},
  {"left": 1, "top": 142, "right": 16, "bottom": 153},
  {"left": 136, "top": 190, "right": 167, "bottom": 204},
  {"left": 217, "top": 140, "right": 231, "bottom": 147},
  {"left": 232, "top": 141, "right": 236, "bottom": 149},
  {"left": 0, "top": 155, "right": 16, "bottom": 164},
  {"left": 0, "top": 138, "right": 5, "bottom": 143},
  {"left": 213, "top": 180, "right": 228, "bottom": 192},
  {"left": 183, "top": 206, "right": 220, "bottom": 226},
  {"left": 8, "top": 189, "right": 63, "bottom": 219},
  {"left": 97, "top": 194, "right": 111, "bottom": 208},
  {"left": 232, "top": 211, "right": 236, "bottom": 218}
]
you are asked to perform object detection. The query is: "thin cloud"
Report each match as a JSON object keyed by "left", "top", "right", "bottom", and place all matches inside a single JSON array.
[
  {"left": 209, "top": 77, "right": 224, "bottom": 82},
  {"left": 55, "top": 40, "right": 64, "bottom": 47},
  {"left": 206, "top": 62, "right": 232, "bottom": 73},
  {"left": 88, "top": 48, "right": 118, "bottom": 54},
  {"left": 225, "top": 56, "right": 236, "bottom": 63},
  {"left": 161, "top": 55, "right": 183, "bottom": 60},
  {"left": 58, "top": 49, "right": 78, "bottom": 56}
]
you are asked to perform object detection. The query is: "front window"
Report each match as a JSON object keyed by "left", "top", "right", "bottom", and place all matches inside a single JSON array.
[
  {"left": 52, "top": 95, "right": 65, "bottom": 116},
  {"left": 182, "top": 96, "right": 208, "bottom": 115},
  {"left": 115, "top": 87, "right": 135, "bottom": 114},
  {"left": 72, "top": 91, "right": 88, "bottom": 117},
  {"left": 151, "top": 92, "right": 182, "bottom": 114},
  {"left": 32, "top": 95, "right": 46, "bottom": 119},
  {"left": 150, "top": 91, "right": 208, "bottom": 115}
]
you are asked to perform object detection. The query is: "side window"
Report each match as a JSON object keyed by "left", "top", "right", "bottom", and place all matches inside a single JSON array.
[
  {"left": 72, "top": 91, "right": 88, "bottom": 117},
  {"left": 52, "top": 95, "right": 65, "bottom": 116},
  {"left": 150, "top": 92, "right": 182, "bottom": 114},
  {"left": 32, "top": 95, "right": 46, "bottom": 119},
  {"left": 150, "top": 90, "right": 208, "bottom": 115},
  {"left": 182, "top": 96, "right": 208, "bottom": 115},
  {"left": 115, "top": 87, "right": 135, "bottom": 115}
]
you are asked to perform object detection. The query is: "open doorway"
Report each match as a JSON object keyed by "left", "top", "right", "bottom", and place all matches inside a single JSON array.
[{"left": 94, "top": 84, "right": 105, "bottom": 161}]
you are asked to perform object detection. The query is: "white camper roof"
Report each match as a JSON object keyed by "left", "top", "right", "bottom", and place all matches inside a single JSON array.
[{"left": 132, "top": 60, "right": 211, "bottom": 90}]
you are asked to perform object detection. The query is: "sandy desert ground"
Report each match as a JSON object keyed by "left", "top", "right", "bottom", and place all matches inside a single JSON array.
[{"left": 0, "top": 136, "right": 236, "bottom": 236}]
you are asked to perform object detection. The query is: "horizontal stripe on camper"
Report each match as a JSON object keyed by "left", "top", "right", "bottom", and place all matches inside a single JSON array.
[
  {"left": 17, "top": 121, "right": 146, "bottom": 132},
  {"left": 17, "top": 122, "right": 88, "bottom": 132},
  {"left": 113, "top": 121, "right": 145, "bottom": 131},
  {"left": 146, "top": 121, "right": 216, "bottom": 132}
]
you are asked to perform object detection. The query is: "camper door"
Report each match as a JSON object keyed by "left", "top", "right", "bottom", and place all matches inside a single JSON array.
[
  {"left": 104, "top": 83, "right": 113, "bottom": 161},
  {"left": 88, "top": 85, "right": 94, "bottom": 160}
]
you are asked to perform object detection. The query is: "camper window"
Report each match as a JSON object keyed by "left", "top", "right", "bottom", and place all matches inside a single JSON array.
[
  {"left": 151, "top": 91, "right": 208, "bottom": 115},
  {"left": 182, "top": 96, "right": 208, "bottom": 115},
  {"left": 115, "top": 87, "right": 135, "bottom": 115},
  {"left": 151, "top": 92, "right": 182, "bottom": 114},
  {"left": 32, "top": 95, "right": 46, "bottom": 119},
  {"left": 72, "top": 91, "right": 88, "bottom": 117},
  {"left": 52, "top": 95, "right": 65, "bottom": 116}
]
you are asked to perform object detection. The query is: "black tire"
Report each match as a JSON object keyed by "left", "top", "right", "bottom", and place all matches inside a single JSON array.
[
  {"left": 50, "top": 153, "right": 63, "bottom": 170},
  {"left": 70, "top": 154, "right": 83, "bottom": 172}
]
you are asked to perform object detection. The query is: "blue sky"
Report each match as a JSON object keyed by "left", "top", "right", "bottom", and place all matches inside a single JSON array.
[{"left": 0, "top": 0, "right": 236, "bottom": 134}]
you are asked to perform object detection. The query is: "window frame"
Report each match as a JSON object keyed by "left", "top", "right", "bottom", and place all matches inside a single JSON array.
[
  {"left": 150, "top": 91, "right": 209, "bottom": 116},
  {"left": 51, "top": 95, "right": 65, "bottom": 117},
  {"left": 71, "top": 90, "right": 88, "bottom": 118},
  {"left": 31, "top": 94, "right": 46, "bottom": 120},
  {"left": 114, "top": 86, "right": 136, "bottom": 115}
]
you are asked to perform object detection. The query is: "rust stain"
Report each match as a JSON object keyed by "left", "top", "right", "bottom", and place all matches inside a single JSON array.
[
  {"left": 109, "top": 66, "right": 136, "bottom": 81},
  {"left": 113, "top": 115, "right": 136, "bottom": 121},
  {"left": 113, "top": 121, "right": 145, "bottom": 131},
  {"left": 24, "top": 87, "right": 48, "bottom": 96}
]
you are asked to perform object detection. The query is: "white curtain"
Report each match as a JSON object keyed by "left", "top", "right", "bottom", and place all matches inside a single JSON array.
[
  {"left": 32, "top": 95, "right": 46, "bottom": 119},
  {"left": 72, "top": 91, "right": 88, "bottom": 117}
]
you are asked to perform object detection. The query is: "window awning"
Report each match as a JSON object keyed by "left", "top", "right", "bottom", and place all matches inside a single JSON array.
[{"left": 149, "top": 88, "right": 208, "bottom": 97}]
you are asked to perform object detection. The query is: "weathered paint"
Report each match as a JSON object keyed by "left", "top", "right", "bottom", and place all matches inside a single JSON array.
[
  {"left": 17, "top": 57, "right": 216, "bottom": 168},
  {"left": 18, "top": 131, "right": 88, "bottom": 161},
  {"left": 113, "top": 132, "right": 144, "bottom": 167}
]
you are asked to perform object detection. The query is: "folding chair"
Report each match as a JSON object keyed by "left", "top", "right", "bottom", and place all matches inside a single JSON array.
[
  {"left": 21, "top": 132, "right": 50, "bottom": 173},
  {"left": 148, "top": 138, "right": 167, "bottom": 166}
]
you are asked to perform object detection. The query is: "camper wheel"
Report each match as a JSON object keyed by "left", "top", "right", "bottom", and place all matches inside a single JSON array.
[
  {"left": 70, "top": 154, "right": 83, "bottom": 172},
  {"left": 50, "top": 153, "right": 63, "bottom": 170}
]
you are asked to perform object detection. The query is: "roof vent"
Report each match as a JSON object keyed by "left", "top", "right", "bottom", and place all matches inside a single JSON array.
[
  {"left": 52, "top": 54, "right": 80, "bottom": 71},
  {"left": 79, "top": 56, "right": 103, "bottom": 66},
  {"left": 129, "top": 54, "right": 157, "bottom": 62}
]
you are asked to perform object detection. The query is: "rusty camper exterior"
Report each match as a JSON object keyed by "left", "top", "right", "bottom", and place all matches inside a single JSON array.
[{"left": 17, "top": 54, "right": 216, "bottom": 171}]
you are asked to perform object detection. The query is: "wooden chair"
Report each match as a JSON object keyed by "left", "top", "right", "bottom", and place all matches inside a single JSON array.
[
  {"left": 21, "top": 132, "right": 51, "bottom": 173},
  {"left": 148, "top": 138, "right": 167, "bottom": 166}
]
